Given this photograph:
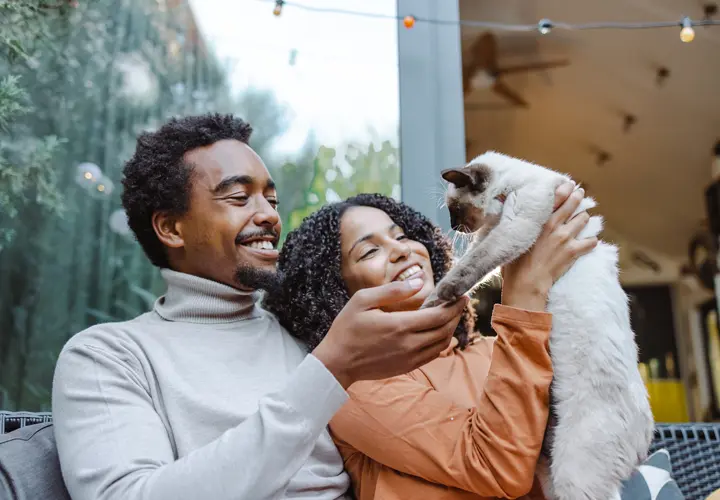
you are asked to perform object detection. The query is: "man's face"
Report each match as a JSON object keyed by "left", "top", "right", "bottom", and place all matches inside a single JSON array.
[{"left": 161, "top": 139, "right": 282, "bottom": 290}]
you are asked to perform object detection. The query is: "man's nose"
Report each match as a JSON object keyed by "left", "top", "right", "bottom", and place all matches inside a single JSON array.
[{"left": 253, "top": 198, "right": 280, "bottom": 227}]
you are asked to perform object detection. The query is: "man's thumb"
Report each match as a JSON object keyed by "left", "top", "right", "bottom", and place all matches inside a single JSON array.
[{"left": 352, "top": 278, "right": 425, "bottom": 309}]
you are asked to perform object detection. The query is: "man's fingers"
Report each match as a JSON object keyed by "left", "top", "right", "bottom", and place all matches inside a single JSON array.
[
  {"left": 392, "top": 296, "right": 468, "bottom": 332},
  {"left": 352, "top": 278, "right": 425, "bottom": 310},
  {"left": 553, "top": 182, "right": 574, "bottom": 210},
  {"left": 406, "top": 318, "right": 459, "bottom": 353},
  {"left": 409, "top": 314, "right": 465, "bottom": 365},
  {"left": 410, "top": 332, "right": 456, "bottom": 369}
]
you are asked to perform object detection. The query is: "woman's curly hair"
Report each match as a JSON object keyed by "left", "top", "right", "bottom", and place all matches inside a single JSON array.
[{"left": 263, "top": 193, "right": 476, "bottom": 352}]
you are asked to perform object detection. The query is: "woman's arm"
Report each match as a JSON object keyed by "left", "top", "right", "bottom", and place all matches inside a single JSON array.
[{"left": 329, "top": 304, "right": 553, "bottom": 498}]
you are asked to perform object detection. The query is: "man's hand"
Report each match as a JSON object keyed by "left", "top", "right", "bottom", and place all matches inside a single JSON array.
[{"left": 312, "top": 278, "right": 468, "bottom": 389}]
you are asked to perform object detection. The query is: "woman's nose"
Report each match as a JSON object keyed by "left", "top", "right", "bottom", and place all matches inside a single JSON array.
[{"left": 389, "top": 241, "right": 411, "bottom": 262}]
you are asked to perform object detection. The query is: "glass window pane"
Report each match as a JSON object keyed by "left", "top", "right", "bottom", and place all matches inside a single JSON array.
[{"left": 0, "top": 0, "right": 399, "bottom": 411}]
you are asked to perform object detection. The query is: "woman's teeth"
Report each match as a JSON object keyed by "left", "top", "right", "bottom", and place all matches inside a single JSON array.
[
  {"left": 396, "top": 265, "right": 422, "bottom": 281},
  {"left": 245, "top": 240, "right": 274, "bottom": 250}
]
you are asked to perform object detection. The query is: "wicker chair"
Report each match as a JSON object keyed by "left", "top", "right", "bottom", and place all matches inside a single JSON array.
[{"left": 2, "top": 411, "right": 720, "bottom": 499}]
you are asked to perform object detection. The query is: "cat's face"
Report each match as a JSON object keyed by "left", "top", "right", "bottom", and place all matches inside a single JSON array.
[{"left": 441, "top": 163, "right": 492, "bottom": 233}]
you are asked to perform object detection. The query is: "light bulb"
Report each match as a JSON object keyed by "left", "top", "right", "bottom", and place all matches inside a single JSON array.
[
  {"left": 538, "top": 19, "right": 552, "bottom": 35},
  {"left": 680, "top": 17, "right": 695, "bottom": 42},
  {"left": 273, "top": 0, "right": 283, "bottom": 16}
]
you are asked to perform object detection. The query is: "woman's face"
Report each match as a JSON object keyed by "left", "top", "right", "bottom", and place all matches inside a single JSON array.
[{"left": 340, "top": 206, "right": 435, "bottom": 312}]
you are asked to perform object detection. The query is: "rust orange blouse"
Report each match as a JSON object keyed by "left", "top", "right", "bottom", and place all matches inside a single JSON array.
[{"left": 329, "top": 304, "right": 553, "bottom": 500}]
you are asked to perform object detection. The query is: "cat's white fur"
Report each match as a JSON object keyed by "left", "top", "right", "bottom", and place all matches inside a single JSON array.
[{"left": 428, "top": 151, "right": 655, "bottom": 500}]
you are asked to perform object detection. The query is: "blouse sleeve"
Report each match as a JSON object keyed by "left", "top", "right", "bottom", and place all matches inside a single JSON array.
[{"left": 329, "top": 304, "right": 553, "bottom": 498}]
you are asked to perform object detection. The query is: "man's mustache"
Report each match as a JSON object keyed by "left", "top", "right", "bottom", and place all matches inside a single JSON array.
[{"left": 236, "top": 229, "right": 280, "bottom": 245}]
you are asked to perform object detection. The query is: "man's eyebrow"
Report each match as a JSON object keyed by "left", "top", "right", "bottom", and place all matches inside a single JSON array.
[
  {"left": 348, "top": 224, "right": 398, "bottom": 255},
  {"left": 212, "top": 175, "right": 276, "bottom": 195}
]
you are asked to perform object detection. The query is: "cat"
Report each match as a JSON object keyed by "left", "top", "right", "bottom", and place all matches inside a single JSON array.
[{"left": 422, "top": 151, "right": 655, "bottom": 500}]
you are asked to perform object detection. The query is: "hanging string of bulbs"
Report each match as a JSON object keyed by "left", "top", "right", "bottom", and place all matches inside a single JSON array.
[{"left": 269, "top": 0, "right": 720, "bottom": 43}]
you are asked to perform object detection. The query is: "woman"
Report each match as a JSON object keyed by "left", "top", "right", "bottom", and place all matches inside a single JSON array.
[{"left": 263, "top": 186, "right": 596, "bottom": 500}]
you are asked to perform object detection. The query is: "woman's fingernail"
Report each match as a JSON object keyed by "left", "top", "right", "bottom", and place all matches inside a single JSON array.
[{"left": 407, "top": 278, "right": 424, "bottom": 289}]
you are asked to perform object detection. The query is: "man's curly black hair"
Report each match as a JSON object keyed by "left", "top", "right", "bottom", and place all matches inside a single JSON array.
[
  {"left": 263, "top": 193, "right": 476, "bottom": 352},
  {"left": 121, "top": 113, "right": 253, "bottom": 268}
]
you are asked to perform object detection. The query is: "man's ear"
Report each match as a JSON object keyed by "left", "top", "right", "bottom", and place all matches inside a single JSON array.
[
  {"left": 441, "top": 168, "right": 473, "bottom": 189},
  {"left": 152, "top": 212, "right": 185, "bottom": 249}
]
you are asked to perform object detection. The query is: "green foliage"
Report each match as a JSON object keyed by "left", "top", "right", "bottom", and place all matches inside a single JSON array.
[
  {"left": 0, "top": 133, "right": 66, "bottom": 250},
  {"left": 0, "top": 0, "right": 48, "bottom": 62},
  {"left": 0, "top": 75, "right": 29, "bottom": 128},
  {"left": 0, "top": 0, "right": 399, "bottom": 411},
  {"left": 286, "top": 140, "right": 400, "bottom": 231},
  {"left": 0, "top": 2, "right": 67, "bottom": 252}
]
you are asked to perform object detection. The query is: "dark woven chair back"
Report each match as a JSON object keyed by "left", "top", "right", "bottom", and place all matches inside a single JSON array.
[{"left": 648, "top": 423, "right": 720, "bottom": 499}]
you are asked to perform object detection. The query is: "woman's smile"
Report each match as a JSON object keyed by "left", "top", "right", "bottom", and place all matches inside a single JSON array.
[
  {"left": 393, "top": 264, "right": 424, "bottom": 282},
  {"left": 339, "top": 205, "right": 435, "bottom": 311}
]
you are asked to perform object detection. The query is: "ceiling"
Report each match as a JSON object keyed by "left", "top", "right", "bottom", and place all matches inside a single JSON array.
[{"left": 459, "top": 0, "right": 720, "bottom": 262}]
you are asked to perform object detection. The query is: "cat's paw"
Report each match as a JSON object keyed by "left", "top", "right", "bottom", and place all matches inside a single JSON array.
[{"left": 435, "top": 281, "right": 465, "bottom": 304}]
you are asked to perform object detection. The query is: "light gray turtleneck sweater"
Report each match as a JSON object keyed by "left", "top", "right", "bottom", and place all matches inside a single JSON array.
[{"left": 52, "top": 269, "right": 350, "bottom": 500}]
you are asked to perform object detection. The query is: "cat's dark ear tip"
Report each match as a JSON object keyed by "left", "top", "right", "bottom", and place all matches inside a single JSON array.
[
  {"left": 441, "top": 168, "right": 472, "bottom": 187},
  {"left": 440, "top": 168, "right": 454, "bottom": 178}
]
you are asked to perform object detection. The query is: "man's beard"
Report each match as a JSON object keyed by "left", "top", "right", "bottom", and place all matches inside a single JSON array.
[{"left": 234, "top": 264, "right": 282, "bottom": 295}]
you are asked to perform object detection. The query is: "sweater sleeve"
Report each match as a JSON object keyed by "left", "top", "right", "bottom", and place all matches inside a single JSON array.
[
  {"left": 52, "top": 343, "right": 347, "bottom": 500},
  {"left": 329, "top": 304, "right": 553, "bottom": 499}
]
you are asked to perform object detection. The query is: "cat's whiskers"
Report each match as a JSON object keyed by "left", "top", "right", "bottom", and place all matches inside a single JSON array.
[
  {"left": 425, "top": 182, "right": 448, "bottom": 209},
  {"left": 447, "top": 228, "right": 474, "bottom": 258}
]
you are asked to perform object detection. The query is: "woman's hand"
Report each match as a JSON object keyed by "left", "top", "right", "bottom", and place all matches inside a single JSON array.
[{"left": 501, "top": 183, "right": 598, "bottom": 312}]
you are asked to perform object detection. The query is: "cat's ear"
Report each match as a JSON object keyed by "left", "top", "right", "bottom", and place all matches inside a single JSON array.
[{"left": 441, "top": 168, "right": 473, "bottom": 188}]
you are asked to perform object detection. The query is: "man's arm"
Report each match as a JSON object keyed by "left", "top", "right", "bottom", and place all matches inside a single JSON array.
[
  {"left": 329, "top": 304, "right": 553, "bottom": 498},
  {"left": 53, "top": 280, "right": 467, "bottom": 500},
  {"left": 52, "top": 343, "right": 346, "bottom": 500}
]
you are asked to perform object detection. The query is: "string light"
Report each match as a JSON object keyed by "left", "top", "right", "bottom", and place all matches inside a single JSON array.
[
  {"left": 538, "top": 19, "right": 552, "bottom": 35},
  {"left": 273, "top": 0, "right": 284, "bottom": 16},
  {"left": 264, "top": 0, "right": 720, "bottom": 39},
  {"left": 680, "top": 17, "right": 695, "bottom": 42}
]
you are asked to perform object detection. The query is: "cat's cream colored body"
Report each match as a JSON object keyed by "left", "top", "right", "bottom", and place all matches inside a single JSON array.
[{"left": 430, "top": 151, "right": 654, "bottom": 500}]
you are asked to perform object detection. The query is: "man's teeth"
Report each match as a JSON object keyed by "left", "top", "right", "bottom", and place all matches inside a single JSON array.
[
  {"left": 245, "top": 240, "right": 274, "bottom": 250},
  {"left": 397, "top": 265, "right": 422, "bottom": 281}
]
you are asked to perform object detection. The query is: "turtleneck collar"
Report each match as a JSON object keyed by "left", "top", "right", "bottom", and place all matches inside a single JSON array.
[{"left": 153, "top": 268, "right": 262, "bottom": 324}]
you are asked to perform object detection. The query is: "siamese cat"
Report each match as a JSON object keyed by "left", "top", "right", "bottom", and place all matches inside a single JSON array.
[{"left": 423, "top": 151, "right": 654, "bottom": 500}]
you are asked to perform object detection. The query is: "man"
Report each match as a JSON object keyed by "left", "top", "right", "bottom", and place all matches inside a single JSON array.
[{"left": 52, "top": 114, "right": 467, "bottom": 500}]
